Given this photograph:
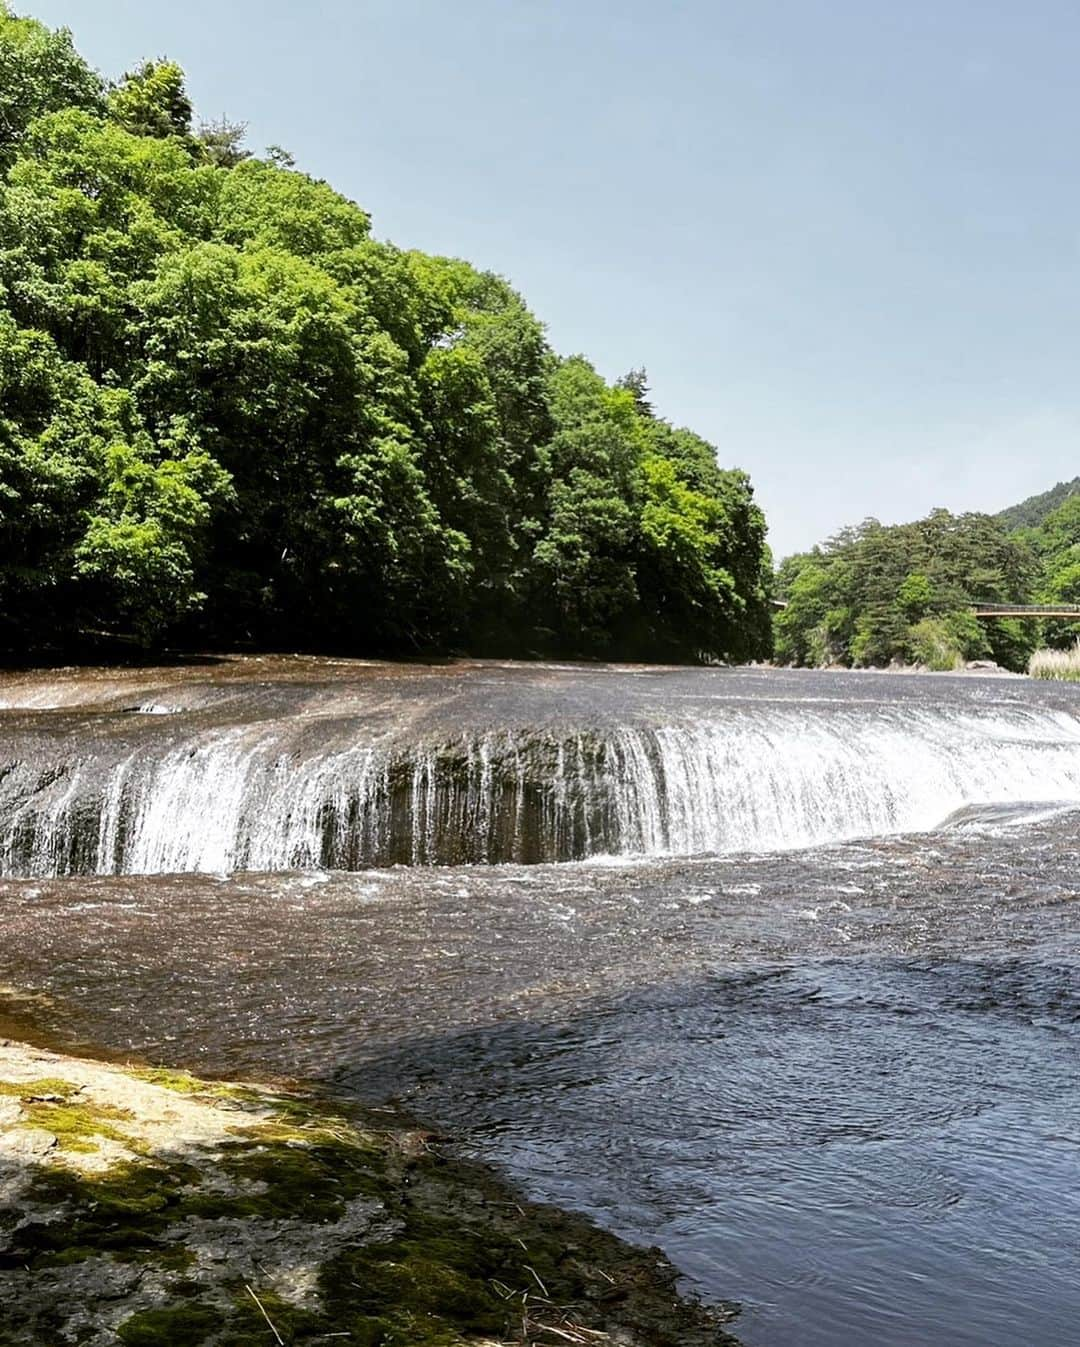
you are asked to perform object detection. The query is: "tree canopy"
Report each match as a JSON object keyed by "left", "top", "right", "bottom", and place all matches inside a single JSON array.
[
  {"left": 0, "top": 5, "right": 771, "bottom": 662},
  {"left": 774, "top": 510, "right": 1039, "bottom": 671},
  {"left": 996, "top": 476, "right": 1080, "bottom": 533},
  {"left": 1009, "top": 493, "right": 1080, "bottom": 650}
]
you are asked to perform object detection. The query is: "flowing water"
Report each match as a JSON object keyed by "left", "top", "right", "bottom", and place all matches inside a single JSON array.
[{"left": 1, "top": 658, "right": 1078, "bottom": 1345}]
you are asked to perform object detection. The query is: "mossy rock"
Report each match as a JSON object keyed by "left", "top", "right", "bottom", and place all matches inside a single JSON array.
[
  {"left": 20, "top": 1097, "right": 142, "bottom": 1152},
  {"left": 0, "top": 1076, "right": 78, "bottom": 1099},
  {"left": 1, "top": 1052, "right": 739, "bottom": 1346},
  {"left": 9, "top": 1159, "right": 196, "bottom": 1269},
  {"left": 117, "top": 1304, "right": 220, "bottom": 1346}
]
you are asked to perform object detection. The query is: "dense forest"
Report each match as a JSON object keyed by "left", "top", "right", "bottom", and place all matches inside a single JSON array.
[
  {"left": 0, "top": 7, "right": 772, "bottom": 662},
  {"left": 997, "top": 477, "right": 1080, "bottom": 532},
  {"left": 775, "top": 498, "right": 1080, "bottom": 672}
]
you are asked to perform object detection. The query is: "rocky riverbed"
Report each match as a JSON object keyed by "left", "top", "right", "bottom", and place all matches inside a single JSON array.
[{"left": 0, "top": 1038, "right": 737, "bottom": 1347}]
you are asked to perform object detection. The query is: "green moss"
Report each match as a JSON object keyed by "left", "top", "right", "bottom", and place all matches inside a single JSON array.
[
  {"left": 117, "top": 1304, "right": 220, "bottom": 1346},
  {"left": 7, "top": 1160, "right": 197, "bottom": 1269},
  {"left": 216, "top": 1288, "right": 325, "bottom": 1346},
  {"left": 181, "top": 1131, "right": 384, "bottom": 1223},
  {"left": 320, "top": 1211, "right": 556, "bottom": 1345},
  {"left": 2, "top": 1059, "right": 735, "bottom": 1347},
  {"left": 34, "top": 1244, "right": 109, "bottom": 1268},
  {"left": 219, "top": 1283, "right": 478, "bottom": 1347},
  {"left": 0, "top": 1076, "right": 78, "bottom": 1099},
  {"left": 5, "top": 1103, "right": 520, "bottom": 1342},
  {"left": 127, "top": 1245, "right": 197, "bottom": 1271},
  {"left": 128, "top": 1068, "right": 208, "bottom": 1095},
  {"left": 129, "top": 1068, "right": 267, "bottom": 1108},
  {"left": 19, "top": 1098, "right": 143, "bottom": 1152},
  {"left": 257, "top": 1090, "right": 339, "bottom": 1120}
]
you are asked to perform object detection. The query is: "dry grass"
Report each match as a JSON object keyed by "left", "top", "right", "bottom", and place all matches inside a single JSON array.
[{"left": 1029, "top": 643, "right": 1080, "bottom": 681}]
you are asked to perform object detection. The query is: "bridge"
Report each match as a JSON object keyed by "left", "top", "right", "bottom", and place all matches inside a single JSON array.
[
  {"left": 968, "top": 603, "right": 1080, "bottom": 618},
  {"left": 769, "top": 599, "right": 1080, "bottom": 618}
]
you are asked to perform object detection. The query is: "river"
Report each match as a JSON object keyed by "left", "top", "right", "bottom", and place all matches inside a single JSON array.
[{"left": 1, "top": 658, "right": 1078, "bottom": 1345}]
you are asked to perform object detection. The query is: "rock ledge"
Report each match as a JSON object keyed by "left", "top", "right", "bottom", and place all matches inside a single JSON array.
[{"left": 0, "top": 1039, "right": 738, "bottom": 1346}]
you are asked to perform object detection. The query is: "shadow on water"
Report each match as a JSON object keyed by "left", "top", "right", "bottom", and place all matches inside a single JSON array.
[
  {"left": 1, "top": 660, "right": 1079, "bottom": 1344},
  {"left": 4, "top": 935, "right": 1077, "bottom": 1347},
  {"left": 313, "top": 957, "right": 1080, "bottom": 1347}
]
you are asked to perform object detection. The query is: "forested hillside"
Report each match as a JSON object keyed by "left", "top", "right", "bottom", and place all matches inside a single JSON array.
[
  {"left": 997, "top": 477, "right": 1080, "bottom": 532},
  {"left": 776, "top": 494, "right": 1080, "bottom": 672},
  {"left": 0, "top": 7, "right": 772, "bottom": 662},
  {"left": 774, "top": 510, "right": 1038, "bottom": 671}
]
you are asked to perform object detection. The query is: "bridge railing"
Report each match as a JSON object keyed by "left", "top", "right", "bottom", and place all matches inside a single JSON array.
[
  {"left": 972, "top": 602, "right": 1080, "bottom": 615},
  {"left": 768, "top": 599, "right": 1080, "bottom": 616}
]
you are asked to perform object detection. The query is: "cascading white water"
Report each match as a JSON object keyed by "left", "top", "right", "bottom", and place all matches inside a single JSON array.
[
  {"left": 621, "top": 706, "right": 1080, "bottom": 854},
  {"left": 2, "top": 696, "right": 1080, "bottom": 876}
]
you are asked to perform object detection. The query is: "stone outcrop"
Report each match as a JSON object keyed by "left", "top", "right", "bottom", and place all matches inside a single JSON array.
[{"left": 0, "top": 1039, "right": 738, "bottom": 1347}]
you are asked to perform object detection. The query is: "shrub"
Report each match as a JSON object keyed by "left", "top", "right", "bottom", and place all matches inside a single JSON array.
[
  {"left": 908, "top": 617, "right": 963, "bottom": 671},
  {"left": 1029, "top": 642, "right": 1080, "bottom": 681}
]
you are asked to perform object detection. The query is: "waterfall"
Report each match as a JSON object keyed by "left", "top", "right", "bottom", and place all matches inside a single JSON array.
[{"left": 2, "top": 697, "right": 1080, "bottom": 876}]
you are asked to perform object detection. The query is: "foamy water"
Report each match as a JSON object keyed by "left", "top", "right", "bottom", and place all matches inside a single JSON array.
[{"left": 2, "top": 662, "right": 1080, "bottom": 875}]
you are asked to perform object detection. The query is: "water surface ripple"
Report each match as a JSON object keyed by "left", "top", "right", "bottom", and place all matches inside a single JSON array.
[{"left": 0, "top": 663, "right": 1078, "bottom": 1346}]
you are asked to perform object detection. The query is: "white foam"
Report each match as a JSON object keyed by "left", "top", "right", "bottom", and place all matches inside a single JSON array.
[{"left": 2, "top": 700, "right": 1080, "bottom": 875}]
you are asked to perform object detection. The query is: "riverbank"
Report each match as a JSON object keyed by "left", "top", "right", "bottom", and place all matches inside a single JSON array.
[{"left": 0, "top": 1038, "right": 738, "bottom": 1347}]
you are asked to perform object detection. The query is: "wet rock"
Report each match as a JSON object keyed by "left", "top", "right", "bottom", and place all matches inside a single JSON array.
[
  {"left": 962, "top": 659, "right": 1022, "bottom": 675},
  {"left": 0, "top": 1038, "right": 739, "bottom": 1346},
  {"left": 0, "top": 1124, "right": 57, "bottom": 1160}
]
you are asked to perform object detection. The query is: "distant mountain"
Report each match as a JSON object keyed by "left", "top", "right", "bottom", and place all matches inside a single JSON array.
[{"left": 998, "top": 477, "right": 1080, "bottom": 532}]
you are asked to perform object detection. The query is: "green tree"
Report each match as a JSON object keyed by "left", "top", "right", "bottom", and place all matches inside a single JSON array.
[
  {"left": 0, "top": 7, "right": 773, "bottom": 662},
  {"left": 74, "top": 411, "right": 231, "bottom": 642},
  {"left": 0, "top": 4, "right": 103, "bottom": 167},
  {"left": 0, "top": 315, "right": 229, "bottom": 645},
  {"left": 897, "top": 571, "right": 933, "bottom": 620},
  {"left": 529, "top": 359, "right": 642, "bottom": 650},
  {"left": 616, "top": 366, "right": 654, "bottom": 419},
  {"left": 1024, "top": 495, "right": 1080, "bottom": 649},
  {"left": 197, "top": 117, "right": 251, "bottom": 168},
  {"left": 775, "top": 510, "right": 1034, "bottom": 670},
  {"left": 107, "top": 60, "right": 192, "bottom": 140}
]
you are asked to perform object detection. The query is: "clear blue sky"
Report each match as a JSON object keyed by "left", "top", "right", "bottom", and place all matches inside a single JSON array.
[{"left": 26, "top": 0, "right": 1080, "bottom": 558}]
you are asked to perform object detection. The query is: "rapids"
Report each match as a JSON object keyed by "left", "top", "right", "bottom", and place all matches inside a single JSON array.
[
  {"left": 2, "top": 658, "right": 1080, "bottom": 874},
  {"left": 1, "top": 657, "right": 1079, "bottom": 1346}
]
